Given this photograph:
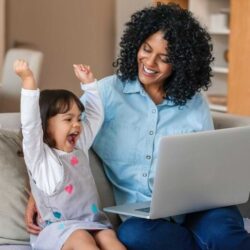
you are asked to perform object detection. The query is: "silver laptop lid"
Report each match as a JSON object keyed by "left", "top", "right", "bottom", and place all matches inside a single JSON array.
[{"left": 150, "top": 126, "right": 250, "bottom": 219}]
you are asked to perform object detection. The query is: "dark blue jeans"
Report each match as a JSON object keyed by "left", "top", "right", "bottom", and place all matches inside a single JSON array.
[{"left": 118, "top": 206, "right": 250, "bottom": 250}]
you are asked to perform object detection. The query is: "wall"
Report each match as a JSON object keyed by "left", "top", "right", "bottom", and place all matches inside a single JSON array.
[
  {"left": 0, "top": 0, "right": 5, "bottom": 69},
  {"left": 5, "top": 0, "right": 115, "bottom": 95},
  {"left": 115, "top": 0, "right": 151, "bottom": 56}
]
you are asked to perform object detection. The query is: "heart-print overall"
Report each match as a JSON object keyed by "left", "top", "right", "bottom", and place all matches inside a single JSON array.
[{"left": 29, "top": 149, "right": 111, "bottom": 250}]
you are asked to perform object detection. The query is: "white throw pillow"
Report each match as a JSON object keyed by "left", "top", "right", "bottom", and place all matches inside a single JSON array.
[{"left": 0, "top": 129, "right": 29, "bottom": 245}]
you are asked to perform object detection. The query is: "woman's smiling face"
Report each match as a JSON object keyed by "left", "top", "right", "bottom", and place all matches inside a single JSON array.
[{"left": 137, "top": 31, "right": 172, "bottom": 89}]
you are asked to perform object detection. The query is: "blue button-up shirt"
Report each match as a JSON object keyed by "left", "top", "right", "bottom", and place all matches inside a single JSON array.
[{"left": 82, "top": 75, "right": 214, "bottom": 220}]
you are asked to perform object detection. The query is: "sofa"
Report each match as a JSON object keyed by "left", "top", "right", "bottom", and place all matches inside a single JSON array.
[{"left": 0, "top": 111, "right": 250, "bottom": 250}]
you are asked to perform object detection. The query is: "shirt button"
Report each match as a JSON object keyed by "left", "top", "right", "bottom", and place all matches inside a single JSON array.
[
  {"left": 152, "top": 109, "right": 156, "bottom": 113},
  {"left": 146, "top": 155, "right": 151, "bottom": 160},
  {"left": 149, "top": 131, "right": 154, "bottom": 135},
  {"left": 142, "top": 173, "right": 148, "bottom": 177}
]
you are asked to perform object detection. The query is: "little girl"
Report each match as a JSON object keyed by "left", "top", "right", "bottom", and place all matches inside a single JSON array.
[{"left": 14, "top": 60, "right": 126, "bottom": 250}]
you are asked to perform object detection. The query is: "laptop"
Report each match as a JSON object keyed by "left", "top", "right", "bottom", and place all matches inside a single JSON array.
[{"left": 104, "top": 126, "right": 250, "bottom": 219}]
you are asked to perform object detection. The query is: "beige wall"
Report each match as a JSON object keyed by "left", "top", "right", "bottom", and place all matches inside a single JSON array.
[
  {"left": 115, "top": 0, "right": 151, "bottom": 56},
  {"left": 6, "top": 0, "right": 115, "bottom": 96},
  {"left": 0, "top": 0, "right": 5, "bottom": 69}
]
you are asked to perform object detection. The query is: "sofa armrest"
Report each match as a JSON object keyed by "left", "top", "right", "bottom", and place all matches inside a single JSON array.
[
  {"left": 212, "top": 111, "right": 250, "bottom": 129},
  {"left": 0, "top": 112, "right": 21, "bottom": 131},
  {"left": 0, "top": 245, "right": 31, "bottom": 250},
  {"left": 212, "top": 111, "right": 250, "bottom": 218}
]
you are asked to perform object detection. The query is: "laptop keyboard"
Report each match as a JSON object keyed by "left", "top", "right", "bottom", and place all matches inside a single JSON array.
[{"left": 135, "top": 207, "right": 150, "bottom": 213}]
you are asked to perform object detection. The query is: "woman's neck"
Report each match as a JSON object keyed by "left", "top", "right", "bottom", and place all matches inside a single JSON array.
[{"left": 143, "top": 84, "right": 166, "bottom": 105}]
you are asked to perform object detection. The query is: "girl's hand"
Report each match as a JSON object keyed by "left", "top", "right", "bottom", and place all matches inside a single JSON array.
[
  {"left": 13, "top": 60, "right": 36, "bottom": 89},
  {"left": 13, "top": 60, "right": 33, "bottom": 80},
  {"left": 73, "top": 64, "right": 95, "bottom": 84}
]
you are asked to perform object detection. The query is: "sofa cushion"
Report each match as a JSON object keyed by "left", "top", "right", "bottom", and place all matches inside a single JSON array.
[
  {"left": 89, "top": 150, "right": 121, "bottom": 229},
  {"left": 0, "top": 113, "right": 21, "bottom": 132},
  {"left": 0, "top": 129, "right": 30, "bottom": 245},
  {"left": 0, "top": 245, "right": 31, "bottom": 250}
]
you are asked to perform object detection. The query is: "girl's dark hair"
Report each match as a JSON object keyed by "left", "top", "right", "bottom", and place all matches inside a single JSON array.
[
  {"left": 39, "top": 89, "right": 84, "bottom": 146},
  {"left": 113, "top": 2, "right": 214, "bottom": 106}
]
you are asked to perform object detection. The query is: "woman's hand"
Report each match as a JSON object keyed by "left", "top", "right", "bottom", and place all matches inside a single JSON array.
[
  {"left": 25, "top": 194, "right": 41, "bottom": 234},
  {"left": 73, "top": 64, "right": 95, "bottom": 84}
]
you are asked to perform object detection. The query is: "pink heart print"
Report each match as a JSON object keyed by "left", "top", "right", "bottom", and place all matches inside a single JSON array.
[
  {"left": 70, "top": 156, "right": 79, "bottom": 166},
  {"left": 64, "top": 184, "right": 73, "bottom": 194}
]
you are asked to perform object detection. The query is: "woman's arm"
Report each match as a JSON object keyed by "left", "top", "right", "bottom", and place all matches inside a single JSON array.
[{"left": 25, "top": 194, "right": 41, "bottom": 234}]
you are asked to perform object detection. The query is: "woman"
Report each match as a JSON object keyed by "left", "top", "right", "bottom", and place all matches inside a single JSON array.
[{"left": 26, "top": 3, "right": 250, "bottom": 250}]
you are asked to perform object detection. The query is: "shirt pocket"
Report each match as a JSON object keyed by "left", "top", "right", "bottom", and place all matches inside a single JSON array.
[
  {"left": 95, "top": 120, "right": 139, "bottom": 165},
  {"left": 111, "top": 122, "right": 139, "bottom": 163}
]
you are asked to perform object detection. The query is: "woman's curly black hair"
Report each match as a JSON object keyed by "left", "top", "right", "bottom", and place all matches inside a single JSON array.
[{"left": 113, "top": 2, "right": 214, "bottom": 106}]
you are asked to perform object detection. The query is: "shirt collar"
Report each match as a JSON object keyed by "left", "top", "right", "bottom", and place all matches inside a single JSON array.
[
  {"left": 122, "top": 78, "right": 142, "bottom": 94},
  {"left": 122, "top": 77, "right": 176, "bottom": 107}
]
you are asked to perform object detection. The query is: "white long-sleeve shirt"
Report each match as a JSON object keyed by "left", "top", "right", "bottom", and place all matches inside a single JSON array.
[{"left": 21, "top": 82, "right": 103, "bottom": 195}]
